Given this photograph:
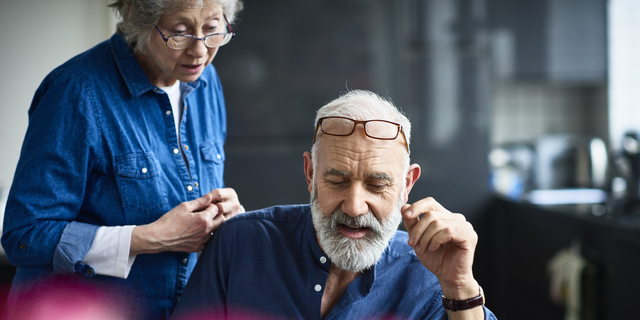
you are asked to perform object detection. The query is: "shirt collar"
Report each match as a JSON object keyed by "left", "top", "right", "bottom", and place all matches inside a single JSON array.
[{"left": 109, "top": 32, "right": 207, "bottom": 97}]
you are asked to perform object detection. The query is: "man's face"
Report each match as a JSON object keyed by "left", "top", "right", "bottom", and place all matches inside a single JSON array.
[{"left": 308, "top": 128, "right": 407, "bottom": 272}]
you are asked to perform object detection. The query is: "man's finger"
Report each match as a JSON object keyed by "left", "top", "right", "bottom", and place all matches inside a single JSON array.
[{"left": 401, "top": 204, "right": 418, "bottom": 233}]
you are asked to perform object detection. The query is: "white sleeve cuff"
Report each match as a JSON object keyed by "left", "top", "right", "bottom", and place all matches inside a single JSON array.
[{"left": 81, "top": 225, "right": 137, "bottom": 279}]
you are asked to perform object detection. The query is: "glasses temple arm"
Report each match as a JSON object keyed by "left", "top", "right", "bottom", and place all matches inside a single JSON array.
[{"left": 224, "top": 15, "right": 235, "bottom": 34}]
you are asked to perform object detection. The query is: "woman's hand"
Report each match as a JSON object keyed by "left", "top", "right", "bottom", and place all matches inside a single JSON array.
[
  {"left": 130, "top": 193, "right": 222, "bottom": 255},
  {"left": 208, "top": 188, "right": 244, "bottom": 220}
]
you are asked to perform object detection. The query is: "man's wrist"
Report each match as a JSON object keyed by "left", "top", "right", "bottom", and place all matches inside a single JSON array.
[
  {"left": 442, "top": 285, "right": 484, "bottom": 312},
  {"left": 440, "top": 280, "right": 480, "bottom": 300}
]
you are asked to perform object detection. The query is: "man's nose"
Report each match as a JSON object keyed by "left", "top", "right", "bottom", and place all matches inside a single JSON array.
[{"left": 341, "top": 184, "right": 369, "bottom": 218}]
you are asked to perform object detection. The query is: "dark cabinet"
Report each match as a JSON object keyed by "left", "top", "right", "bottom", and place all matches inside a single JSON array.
[
  {"left": 478, "top": 197, "right": 640, "bottom": 320},
  {"left": 487, "top": 0, "right": 607, "bottom": 83}
]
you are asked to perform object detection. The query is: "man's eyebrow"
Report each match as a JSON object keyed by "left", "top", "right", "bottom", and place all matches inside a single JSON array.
[
  {"left": 367, "top": 172, "right": 393, "bottom": 182},
  {"left": 323, "top": 168, "right": 348, "bottom": 177}
]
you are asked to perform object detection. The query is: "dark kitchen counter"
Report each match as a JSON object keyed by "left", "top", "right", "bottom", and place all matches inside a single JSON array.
[{"left": 477, "top": 196, "right": 640, "bottom": 320}]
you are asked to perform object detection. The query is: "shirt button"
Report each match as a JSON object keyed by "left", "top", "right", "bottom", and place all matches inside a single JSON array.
[
  {"left": 182, "top": 258, "right": 188, "bottom": 264},
  {"left": 194, "top": 182, "right": 199, "bottom": 187},
  {"left": 141, "top": 167, "right": 147, "bottom": 173},
  {"left": 173, "top": 148, "right": 180, "bottom": 154},
  {"left": 19, "top": 244, "right": 26, "bottom": 250},
  {"left": 314, "top": 284, "right": 322, "bottom": 292},
  {"left": 165, "top": 110, "right": 172, "bottom": 116},
  {"left": 187, "top": 185, "right": 193, "bottom": 191},
  {"left": 183, "top": 144, "right": 189, "bottom": 151},
  {"left": 320, "top": 256, "right": 327, "bottom": 264},
  {"left": 217, "top": 154, "right": 221, "bottom": 160}
]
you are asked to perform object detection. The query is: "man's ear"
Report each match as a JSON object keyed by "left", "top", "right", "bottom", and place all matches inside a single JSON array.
[
  {"left": 303, "top": 152, "right": 314, "bottom": 194},
  {"left": 403, "top": 164, "right": 421, "bottom": 203}
]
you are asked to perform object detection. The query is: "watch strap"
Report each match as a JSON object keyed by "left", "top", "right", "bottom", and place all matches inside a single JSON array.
[{"left": 442, "top": 286, "right": 484, "bottom": 311}]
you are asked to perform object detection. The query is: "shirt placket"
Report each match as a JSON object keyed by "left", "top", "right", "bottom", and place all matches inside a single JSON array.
[
  {"left": 157, "top": 84, "right": 199, "bottom": 201},
  {"left": 178, "top": 84, "right": 200, "bottom": 199}
]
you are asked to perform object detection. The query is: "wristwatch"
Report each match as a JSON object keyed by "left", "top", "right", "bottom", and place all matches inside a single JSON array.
[{"left": 442, "top": 286, "right": 485, "bottom": 311}]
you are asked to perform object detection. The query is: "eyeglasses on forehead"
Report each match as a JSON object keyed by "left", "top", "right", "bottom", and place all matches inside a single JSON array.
[{"left": 313, "top": 116, "right": 409, "bottom": 153}]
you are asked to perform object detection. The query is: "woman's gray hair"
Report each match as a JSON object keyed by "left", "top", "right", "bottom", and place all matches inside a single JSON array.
[
  {"left": 109, "top": 0, "right": 243, "bottom": 54},
  {"left": 311, "top": 90, "right": 412, "bottom": 174}
]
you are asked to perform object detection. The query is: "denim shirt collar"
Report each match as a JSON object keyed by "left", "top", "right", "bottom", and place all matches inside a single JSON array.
[{"left": 109, "top": 32, "right": 207, "bottom": 97}]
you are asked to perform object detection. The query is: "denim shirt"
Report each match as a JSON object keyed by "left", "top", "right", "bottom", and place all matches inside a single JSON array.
[
  {"left": 2, "top": 32, "right": 227, "bottom": 320},
  {"left": 172, "top": 205, "right": 498, "bottom": 320}
]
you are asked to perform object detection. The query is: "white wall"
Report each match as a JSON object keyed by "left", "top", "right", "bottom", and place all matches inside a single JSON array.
[
  {"left": 608, "top": 0, "right": 640, "bottom": 151},
  {"left": 0, "top": 0, "right": 117, "bottom": 191}
]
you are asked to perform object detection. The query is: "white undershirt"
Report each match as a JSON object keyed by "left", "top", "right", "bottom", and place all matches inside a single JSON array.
[
  {"left": 163, "top": 80, "right": 183, "bottom": 139},
  {"left": 81, "top": 81, "right": 183, "bottom": 279}
]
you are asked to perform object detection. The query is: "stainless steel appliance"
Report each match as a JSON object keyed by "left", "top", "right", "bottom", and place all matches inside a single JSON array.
[{"left": 535, "top": 135, "right": 608, "bottom": 190}]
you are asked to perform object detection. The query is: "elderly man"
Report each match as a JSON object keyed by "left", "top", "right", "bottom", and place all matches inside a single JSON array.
[{"left": 171, "top": 90, "right": 497, "bottom": 320}]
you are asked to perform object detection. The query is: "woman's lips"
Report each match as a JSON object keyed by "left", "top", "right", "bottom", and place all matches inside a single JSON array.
[
  {"left": 181, "top": 64, "right": 203, "bottom": 73},
  {"left": 338, "top": 224, "right": 369, "bottom": 239}
]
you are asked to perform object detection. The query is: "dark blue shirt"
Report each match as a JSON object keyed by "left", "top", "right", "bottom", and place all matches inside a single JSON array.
[
  {"left": 2, "top": 32, "right": 227, "bottom": 320},
  {"left": 172, "top": 205, "right": 497, "bottom": 320}
]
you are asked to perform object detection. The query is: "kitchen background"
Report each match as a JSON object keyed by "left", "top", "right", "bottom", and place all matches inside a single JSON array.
[{"left": 1, "top": 0, "right": 639, "bottom": 319}]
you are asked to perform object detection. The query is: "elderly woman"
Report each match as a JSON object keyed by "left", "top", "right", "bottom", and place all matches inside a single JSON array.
[{"left": 1, "top": 0, "right": 244, "bottom": 319}]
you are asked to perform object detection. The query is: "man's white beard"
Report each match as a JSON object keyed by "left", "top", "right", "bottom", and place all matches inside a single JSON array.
[{"left": 310, "top": 186, "right": 404, "bottom": 272}]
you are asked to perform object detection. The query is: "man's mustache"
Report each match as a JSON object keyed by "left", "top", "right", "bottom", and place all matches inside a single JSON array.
[{"left": 330, "top": 208, "right": 383, "bottom": 233}]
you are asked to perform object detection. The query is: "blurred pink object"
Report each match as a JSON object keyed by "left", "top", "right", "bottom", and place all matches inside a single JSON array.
[{"left": 7, "top": 275, "right": 129, "bottom": 320}]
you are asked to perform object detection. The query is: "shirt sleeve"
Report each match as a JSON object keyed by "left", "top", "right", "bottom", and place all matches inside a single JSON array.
[
  {"left": 80, "top": 225, "right": 137, "bottom": 279},
  {"left": 1, "top": 72, "right": 102, "bottom": 271}
]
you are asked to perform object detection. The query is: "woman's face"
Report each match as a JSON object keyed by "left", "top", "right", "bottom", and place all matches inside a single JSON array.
[{"left": 140, "top": 3, "right": 225, "bottom": 87}]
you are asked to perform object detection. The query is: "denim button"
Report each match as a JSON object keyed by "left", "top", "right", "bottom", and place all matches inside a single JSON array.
[
  {"left": 173, "top": 148, "right": 180, "bottom": 154},
  {"left": 182, "top": 258, "right": 188, "bottom": 264},
  {"left": 165, "top": 110, "right": 172, "bottom": 116},
  {"left": 187, "top": 185, "right": 193, "bottom": 191},
  {"left": 141, "top": 167, "right": 147, "bottom": 173},
  {"left": 183, "top": 145, "right": 189, "bottom": 151},
  {"left": 194, "top": 182, "right": 199, "bottom": 187}
]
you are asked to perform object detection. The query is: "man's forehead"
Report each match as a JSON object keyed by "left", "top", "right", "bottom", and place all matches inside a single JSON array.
[{"left": 316, "top": 134, "right": 404, "bottom": 175}]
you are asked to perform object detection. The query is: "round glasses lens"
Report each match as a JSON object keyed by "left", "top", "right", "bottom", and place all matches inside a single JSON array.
[
  {"left": 366, "top": 121, "right": 398, "bottom": 139},
  {"left": 167, "top": 36, "right": 193, "bottom": 49},
  {"left": 321, "top": 118, "right": 354, "bottom": 135},
  {"left": 205, "top": 33, "right": 232, "bottom": 47}
]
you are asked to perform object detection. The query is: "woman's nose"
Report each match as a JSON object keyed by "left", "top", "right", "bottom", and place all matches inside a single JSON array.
[{"left": 187, "top": 38, "right": 208, "bottom": 57}]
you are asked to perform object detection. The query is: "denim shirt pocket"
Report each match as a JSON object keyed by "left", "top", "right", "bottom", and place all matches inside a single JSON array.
[
  {"left": 200, "top": 141, "right": 225, "bottom": 188},
  {"left": 115, "top": 152, "right": 168, "bottom": 214}
]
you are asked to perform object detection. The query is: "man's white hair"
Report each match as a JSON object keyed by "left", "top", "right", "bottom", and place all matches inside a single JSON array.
[{"left": 311, "top": 90, "right": 411, "bottom": 173}]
